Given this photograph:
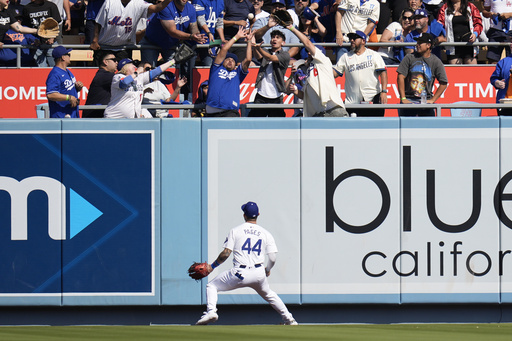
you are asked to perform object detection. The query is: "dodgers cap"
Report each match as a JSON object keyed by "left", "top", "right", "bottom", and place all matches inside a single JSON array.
[
  {"left": 347, "top": 30, "right": 367, "bottom": 41},
  {"left": 52, "top": 46, "right": 72, "bottom": 59},
  {"left": 413, "top": 9, "right": 428, "bottom": 18},
  {"left": 242, "top": 201, "right": 259, "bottom": 218},
  {"left": 117, "top": 58, "right": 133, "bottom": 71}
]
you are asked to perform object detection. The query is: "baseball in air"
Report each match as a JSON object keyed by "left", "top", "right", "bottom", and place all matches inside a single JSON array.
[{"left": 248, "top": 13, "right": 254, "bottom": 20}]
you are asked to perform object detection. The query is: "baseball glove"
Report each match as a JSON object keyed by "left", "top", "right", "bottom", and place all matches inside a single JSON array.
[
  {"left": 37, "top": 18, "right": 60, "bottom": 39},
  {"left": 173, "top": 43, "right": 196, "bottom": 64},
  {"left": 188, "top": 262, "right": 210, "bottom": 280},
  {"left": 271, "top": 9, "right": 293, "bottom": 27}
]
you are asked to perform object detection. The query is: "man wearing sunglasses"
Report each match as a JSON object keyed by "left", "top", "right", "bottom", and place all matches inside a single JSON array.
[{"left": 83, "top": 53, "right": 118, "bottom": 118}]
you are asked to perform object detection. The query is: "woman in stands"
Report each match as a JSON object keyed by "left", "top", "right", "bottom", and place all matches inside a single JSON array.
[
  {"left": 437, "top": 0, "right": 483, "bottom": 64},
  {"left": 378, "top": 7, "right": 415, "bottom": 65}
]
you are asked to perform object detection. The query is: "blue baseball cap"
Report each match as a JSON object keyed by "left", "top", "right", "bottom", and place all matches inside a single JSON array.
[
  {"left": 413, "top": 9, "right": 428, "bottom": 18},
  {"left": 301, "top": 7, "right": 319, "bottom": 21},
  {"left": 225, "top": 52, "right": 238, "bottom": 64},
  {"left": 52, "top": 45, "right": 72, "bottom": 59},
  {"left": 242, "top": 201, "right": 259, "bottom": 218},
  {"left": 347, "top": 30, "right": 367, "bottom": 41},
  {"left": 272, "top": 0, "right": 286, "bottom": 6},
  {"left": 117, "top": 58, "right": 133, "bottom": 71}
]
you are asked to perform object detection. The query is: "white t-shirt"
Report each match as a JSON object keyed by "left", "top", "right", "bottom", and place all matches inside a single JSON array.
[
  {"left": 378, "top": 21, "right": 402, "bottom": 59},
  {"left": 484, "top": 0, "right": 512, "bottom": 30},
  {"left": 303, "top": 47, "right": 345, "bottom": 117},
  {"left": 105, "top": 72, "right": 151, "bottom": 118},
  {"left": 224, "top": 222, "right": 278, "bottom": 268},
  {"left": 338, "top": 0, "right": 380, "bottom": 42},
  {"left": 334, "top": 48, "right": 386, "bottom": 104}
]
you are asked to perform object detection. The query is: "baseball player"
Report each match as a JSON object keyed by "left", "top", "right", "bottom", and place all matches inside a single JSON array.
[
  {"left": 334, "top": 30, "right": 388, "bottom": 117},
  {"left": 104, "top": 57, "right": 176, "bottom": 118},
  {"left": 89, "top": 0, "right": 172, "bottom": 63},
  {"left": 196, "top": 201, "right": 298, "bottom": 325}
]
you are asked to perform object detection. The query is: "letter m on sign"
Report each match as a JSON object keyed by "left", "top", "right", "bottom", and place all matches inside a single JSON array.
[{"left": 0, "top": 176, "right": 65, "bottom": 240}]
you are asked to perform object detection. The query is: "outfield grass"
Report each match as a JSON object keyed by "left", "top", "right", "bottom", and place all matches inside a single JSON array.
[{"left": 0, "top": 324, "right": 511, "bottom": 341}]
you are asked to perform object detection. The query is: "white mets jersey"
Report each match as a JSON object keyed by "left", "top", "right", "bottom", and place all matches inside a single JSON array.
[
  {"left": 96, "top": 0, "right": 151, "bottom": 46},
  {"left": 223, "top": 222, "right": 278, "bottom": 268},
  {"left": 104, "top": 72, "right": 151, "bottom": 118}
]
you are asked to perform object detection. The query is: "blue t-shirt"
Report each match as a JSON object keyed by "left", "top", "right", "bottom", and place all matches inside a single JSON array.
[
  {"left": 145, "top": 1, "right": 197, "bottom": 49},
  {"left": 404, "top": 20, "right": 446, "bottom": 57},
  {"left": 206, "top": 62, "right": 248, "bottom": 110},
  {"left": 87, "top": 0, "right": 105, "bottom": 20},
  {"left": 193, "top": 0, "right": 224, "bottom": 42},
  {"left": 46, "top": 67, "right": 79, "bottom": 118},
  {"left": 223, "top": 0, "right": 254, "bottom": 39}
]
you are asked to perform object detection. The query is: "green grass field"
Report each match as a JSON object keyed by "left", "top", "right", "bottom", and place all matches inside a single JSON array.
[{"left": 0, "top": 324, "right": 511, "bottom": 341}]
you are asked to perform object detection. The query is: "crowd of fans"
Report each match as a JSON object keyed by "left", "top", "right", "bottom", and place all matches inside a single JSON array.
[
  {"left": 0, "top": 0, "right": 508, "bottom": 67},
  {"left": 2, "top": 0, "right": 512, "bottom": 118}
]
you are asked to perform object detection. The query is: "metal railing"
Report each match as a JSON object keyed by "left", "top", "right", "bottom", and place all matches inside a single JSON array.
[
  {"left": 35, "top": 102, "right": 512, "bottom": 118},
  {"left": 1, "top": 40, "right": 508, "bottom": 68}
]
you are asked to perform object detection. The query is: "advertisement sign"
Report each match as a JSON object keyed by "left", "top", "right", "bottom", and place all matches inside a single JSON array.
[
  {"left": 0, "top": 65, "right": 499, "bottom": 118},
  {"left": 0, "top": 123, "right": 155, "bottom": 302},
  {"left": 204, "top": 119, "right": 301, "bottom": 304}
]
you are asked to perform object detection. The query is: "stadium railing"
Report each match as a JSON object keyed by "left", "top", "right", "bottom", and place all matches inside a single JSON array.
[{"left": 35, "top": 102, "right": 512, "bottom": 119}]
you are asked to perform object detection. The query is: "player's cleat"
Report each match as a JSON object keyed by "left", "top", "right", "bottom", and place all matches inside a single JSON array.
[
  {"left": 195, "top": 311, "right": 219, "bottom": 325},
  {"left": 284, "top": 318, "right": 298, "bottom": 325}
]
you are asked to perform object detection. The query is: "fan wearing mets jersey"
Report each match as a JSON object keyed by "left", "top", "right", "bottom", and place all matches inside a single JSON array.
[
  {"left": 195, "top": 202, "right": 298, "bottom": 326},
  {"left": 90, "top": 0, "right": 172, "bottom": 64}
]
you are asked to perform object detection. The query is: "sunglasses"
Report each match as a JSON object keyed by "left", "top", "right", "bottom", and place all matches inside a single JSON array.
[
  {"left": 402, "top": 16, "right": 413, "bottom": 20},
  {"left": 106, "top": 58, "right": 117, "bottom": 61},
  {"left": 297, "top": 0, "right": 309, "bottom": 2}
]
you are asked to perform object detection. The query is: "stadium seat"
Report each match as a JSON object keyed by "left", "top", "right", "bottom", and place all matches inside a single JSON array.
[{"left": 450, "top": 101, "right": 482, "bottom": 117}]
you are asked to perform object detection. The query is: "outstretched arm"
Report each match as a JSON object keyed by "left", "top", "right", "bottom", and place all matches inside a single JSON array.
[
  {"left": 214, "top": 26, "right": 248, "bottom": 65},
  {"left": 285, "top": 23, "right": 316, "bottom": 56}
]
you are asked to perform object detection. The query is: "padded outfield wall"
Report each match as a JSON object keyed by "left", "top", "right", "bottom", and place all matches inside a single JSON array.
[{"left": 2, "top": 117, "right": 512, "bottom": 308}]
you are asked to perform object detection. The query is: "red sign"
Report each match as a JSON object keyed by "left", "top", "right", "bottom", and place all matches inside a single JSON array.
[{"left": 0, "top": 65, "right": 498, "bottom": 118}]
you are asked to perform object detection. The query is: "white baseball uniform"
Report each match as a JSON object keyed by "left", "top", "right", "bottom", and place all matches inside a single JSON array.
[
  {"left": 303, "top": 47, "right": 345, "bottom": 117},
  {"left": 205, "top": 221, "right": 295, "bottom": 323},
  {"left": 95, "top": 0, "right": 151, "bottom": 47},
  {"left": 104, "top": 71, "right": 151, "bottom": 118},
  {"left": 334, "top": 47, "right": 386, "bottom": 104},
  {"left": 338, "top": 0, "right": 380, "bottom": 42}
]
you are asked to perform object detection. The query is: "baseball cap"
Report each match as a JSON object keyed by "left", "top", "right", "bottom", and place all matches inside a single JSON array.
[
  {"left": 347, "top": 30, "right": 367, "bottom": 41},
  {"left": 158, "top": 71, "right": 176, "bottom": 85},
  {"left": 225, "top": 52, "right": 239, "bottom": 64},
  {"left": 301, "top": 7, "right": 319, "bottom": 21},
  {"left": 413, "top": 9, "right": 428, "bottom": 18},
  {"left": 272, "top": 0, "right": 286, "bottom": 6},
  {"left": 242, "top": 201, "right": 259, "bottom": 218},
  {"left": 117, "top": 58, "right": 133, "bottom": 71},
  {"left": 414, "top": 33, "right": 434, "bottom": 44},
  {"left": 52, "top": 45, "right": 72, "bottom": 59}
]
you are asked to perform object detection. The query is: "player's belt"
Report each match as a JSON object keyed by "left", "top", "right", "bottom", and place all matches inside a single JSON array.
[{"left": 239, "top": 264, "right": 262, "bottom": 268}]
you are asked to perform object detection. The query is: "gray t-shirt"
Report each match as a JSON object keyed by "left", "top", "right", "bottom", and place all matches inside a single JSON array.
[{"left": 396, "top": 53, "right": 448, "bottom": 99}]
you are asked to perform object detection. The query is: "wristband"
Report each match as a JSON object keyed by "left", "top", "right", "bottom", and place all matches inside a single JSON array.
[
  {"left": 66, "top": 95, "right": 70, "bottom": 101},
  {"left": 189, "top": 33, "right": 193, "bottom": 40},
  {"left": 231, "top": 37, "right": 238, "bottom": 42},
  {"left": 288, "top": 26, "right": 294, "bottom": 31},
  {"left": 211, "top": 260, "right": 220, "bottom": 269},
  {"left": 473, "top": 31, "right": 479, "bottom": 38},
  {"left": 401, "top": 97, "right": 407, "bottom": 101}
]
